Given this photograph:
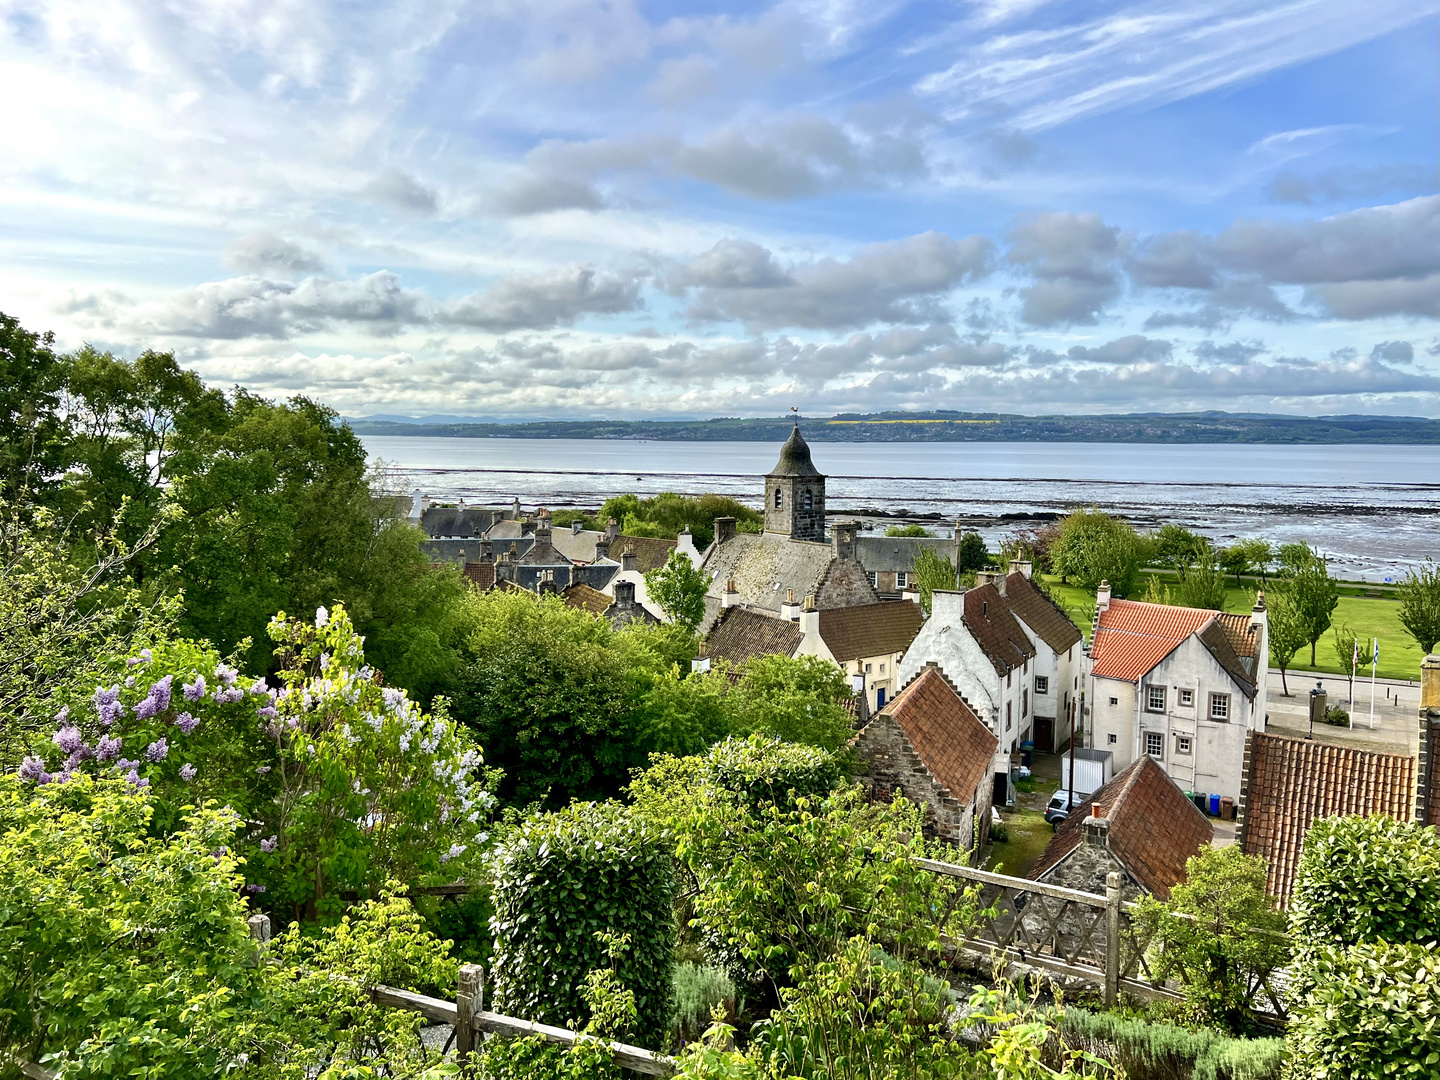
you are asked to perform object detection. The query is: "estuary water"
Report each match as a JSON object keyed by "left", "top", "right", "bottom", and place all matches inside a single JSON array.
[{"left": 361, "top": 437, "right": 1440, "bottom": 582}]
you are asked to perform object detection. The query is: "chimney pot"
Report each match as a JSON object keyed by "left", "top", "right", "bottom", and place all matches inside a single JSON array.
[{"left": 1097, "top": 580, "right": 1112, "bottom": 614}]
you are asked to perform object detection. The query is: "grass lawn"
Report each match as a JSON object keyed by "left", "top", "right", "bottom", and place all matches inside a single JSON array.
[
  {"left": 985, "top": 808, "right": 1054, "bottom": 879},
  {"left": 1041, "top": 575, "right": 1425, "bottom": 684}
]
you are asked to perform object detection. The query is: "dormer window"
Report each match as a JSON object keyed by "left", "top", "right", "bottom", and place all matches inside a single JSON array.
[{"left": 774, "top": 488, "right": 783, "bottom": 508}]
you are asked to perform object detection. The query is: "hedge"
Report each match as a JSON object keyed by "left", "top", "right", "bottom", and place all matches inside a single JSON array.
[
  {"left": 704, "top": 734, "right": 843, "bottom": 811},
  {"left": 488, "top": 801, "right": 676, "bottom": 1047}
]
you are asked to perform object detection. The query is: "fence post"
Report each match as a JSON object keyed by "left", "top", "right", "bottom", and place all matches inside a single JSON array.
[
  {"left": 246, "top": 913, "right": 271, "bottom": 968},
  {"left": 455, "top": 963, "right": 483, "bottom": 1058},
  {"left": 1104, "top": 871, "right": 1121, "bottom": 1007}
]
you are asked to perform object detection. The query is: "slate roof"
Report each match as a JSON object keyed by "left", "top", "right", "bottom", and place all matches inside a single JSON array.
[
  {"left": 1029, "top": 755, "right": 1211, "bottom": 900},
  {"left": 963, "top": 583, "right": 1037, "bottom": 676},
  {"left": 704, "top": 606, "right": 804, "bottom": 665},
  {"left": 462, "top": 562, "right": 496, "bottom": 590},
  {"left": 876, "top": 667, "right": 998, "bottom": 803},
  {"left": 550, "top": 530, "right": 678, "bottom": 569},
  {"left": 485, "top": 520, "right": 531, "bottom": 540},
  {"left": 420, "top": 506, "right": 503, "bottom": 538},
  {"left": 1002, "top": 572, "right": 1082, "bottom": 655},
  {"left": 1197, "top": 619, "right": 1256, "bottom": 698},
  {"left": 1239, "top": 732, "right": 1415, "bottom": 906},
  {"left": 853, "top": 535, "right": 958, "bottom": 573},
  {"left": 1090, "top": 599, "right": 1216, "bottom": 682},
  {"left": 519, "top": 532, "right": 572, "bottom": 566},
  {"left": 561, "top": 583, "right": 612, "bottom": 614},
  {"left": 817, "top": 601, "right": 924, "bottom": 662},
  {"left": 768, "top": 424, "right": 823, "bottom": 478},
  {"left": 704, "top": 534, "right": 851, "bottom": 613}
]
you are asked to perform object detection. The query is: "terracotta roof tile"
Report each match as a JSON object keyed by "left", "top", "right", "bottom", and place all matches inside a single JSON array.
[
  {"left": 561, "top": 583, "right": 612, "bottom": 615},
  {"left": 1029, "top": 756, "right": 1211, "bottom": 899},
  {"left": 875, "top": 667, "right": 998, "bottom": 803},
  {"left": 1002, "top": 573, "right": 1083, "bottom": 655},
  {"left": 462, "top": 562, "right": 496, "bottom": 590},
  {"left": 1198, "top": 619, "right": 1256, "bottom": 698},
  {"left": 1091, "top": 599, "right": 1215, "bottom": 682},
  {"left": 963, "top": 584, "right": 1037, "bottom": 676},
  {"left": 704, "top": 606, "right": 804, "bottom": 665},
  {"left": 1240, "top": 732, "right": 1415, "bottom": 906},
  {"left": 817, "top": 601, "right": 924, "bottom": 662},
  {"left": 1216, "top": 612, "right": 1260, "bottom": 660}
]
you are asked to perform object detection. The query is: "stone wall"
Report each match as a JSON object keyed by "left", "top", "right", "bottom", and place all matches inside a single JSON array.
[
  {"left": 817, "top": 557, "right": 882, "bottom": 609},
  {"left": 765, "top": 474, "right": 826, "bottom": 541},
  {"left": 855, "top": 712, "right": 977, "bottom": 855}
]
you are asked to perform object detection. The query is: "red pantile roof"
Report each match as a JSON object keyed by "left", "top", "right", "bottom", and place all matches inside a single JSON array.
[
  {"left": 1239, "top": 732, "right": 1415, "bottom": 906},
  {"left": 1029, "top": 755, "right": 1211, "bottom": 899},
  {"left": 1090, "top": 599, "right": 1215, "bottom": 682},
  {"left": 877, "top": 666, "right": 998, "bottom": 804},
  {"left": 462, "top": 561, "right": 496, "bottom": 590}
]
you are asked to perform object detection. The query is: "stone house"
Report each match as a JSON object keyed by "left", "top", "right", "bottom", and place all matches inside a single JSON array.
[
  {"left": 1028, "top": 755, "right": 1212, "bottom": 901},
  {"left": 1237, "top": 731, "right": 1415, "bottom": 906},
  {"left": 854, "top": 530, "right": 966, "bottom": 599},
  {"left": 854, "top": 666, "right": 999, "bottom": 855},
  {"left": 1086, "top": 586, "right": 1268, "bottom": 801},
  {"left": 562, "top": 580, "right": 660, "bottom": 628}
]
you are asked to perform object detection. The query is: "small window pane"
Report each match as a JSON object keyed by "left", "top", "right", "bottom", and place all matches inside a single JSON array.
[
  {"left": 1147, "top": 685, "right": 1166, "bottom": 711},
  {"left": 1145, "top": 731, "right": 1164, "bottom": 758},
  {"left": 1210, "top": 694, "right": 1230, "bottom": 721}
]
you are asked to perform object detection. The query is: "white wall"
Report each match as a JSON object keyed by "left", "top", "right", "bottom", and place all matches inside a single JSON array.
[{"left": 601, "top": 569, "right": 668, "bottom": 622}]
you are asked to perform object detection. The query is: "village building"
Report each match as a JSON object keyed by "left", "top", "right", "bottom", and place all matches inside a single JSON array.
[
  {"left": 1085, "top": 586, "right": 1268, "bottom": 801},
  {"left": 699, "top": 425, "right": 879, "bottom": 633},
  {"left": 896, "top": 564, "right": 1082, "bottom": 756},
  {"left": 1029, "top": 755, "right": 1212, "bottom": 901},
  {"left": 854, "top": 666, "right": 999, "bottom": 855},
  {"left": 854, "top": 530, "right": 966, "bottom": 599},
  {"left": 561, "top": 580, "right": 661, "bottom": 628},
  {"left": 702, "top": 593, "right": 923, "bottom": 713},
  {"left": 1236, "top": 731, "right": 1415, "bottom": 906}
]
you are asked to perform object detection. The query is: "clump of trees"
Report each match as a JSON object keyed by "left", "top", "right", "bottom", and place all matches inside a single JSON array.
[
  {"left": 1397, "top": 557, "right": 1440, "bottom": 654},
  {"left": 1051, "top": 508, "right": 1145, "bottom": 597},
  {"left": 600, "top": 492, "right": 763, "bottom": 546}
]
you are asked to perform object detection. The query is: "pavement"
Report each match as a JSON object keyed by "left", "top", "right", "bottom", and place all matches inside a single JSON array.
[{"left": 1264, "top": 668, "right": 1419, "bottom": 758}]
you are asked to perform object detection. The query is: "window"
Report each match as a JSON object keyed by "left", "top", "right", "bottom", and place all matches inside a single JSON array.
[
  {"left": 1023, "top": 689, "right": 1029, "bottom": 717},
  {"left": 1006, "top": 671, "right": 1012, "bottom": 688},
  {"left": 1210, "top": 693, "right": 1231, "bottom": 721},
  {"left": 1179, "top": 688, "right": 1194, "bottom": 707},
  {"left": 1175, "top": 735, "right": 1192, "bottom": 755},
  {"left": 879, "top": 663, "right": 886, "bottom": 673},
  {"left": 1035, "top": 675, "right": 1049, "bottom": 694},
  {"left": 1107, "top": 732, "right": 1117, "bottom": 745},
  {"left": 804, "top": 488, "right": 813, "bottom": 509},
  {"left": 895, "top": 571, "right": 909, "bottom": 589},
  {"left": 1145, "top": 731, "right": 1164, "bottom": 759},
  {"left": 867, "top": 571, "right": 878, "bottom": 588},
  {"left": 864, "top": 663, "right": 873, "bottom": 674},
  {"left": 1147, "top": 685, "right": 1166, "bottom": 712},
  {"left": 773, "top": 488, "right": 783, "bottom": 508},
  {"left": 1005, "top": 703, "right": 1012, "bottom": 731},
  {"left": 1108, "top": 696, "right": 1119, "bottom": 707}
]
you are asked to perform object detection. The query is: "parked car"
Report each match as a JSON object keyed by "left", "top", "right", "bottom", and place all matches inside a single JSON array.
[{"left": 1044, "top": 791, "right": 1088, "bottom": 827}]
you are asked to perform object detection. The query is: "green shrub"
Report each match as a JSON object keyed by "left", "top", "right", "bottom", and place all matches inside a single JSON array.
[
  {"left": 1285, "top": 941, "right": 1440, "bottom": 1080},
  {"left": 673, "top": 961, "right": 735, "bottom": 1042},
  {"left": 1061, "top": 1009, "right": 1284, "bottom": 1080},
  {"left": 488, "top": 801, "right": 676, "bottom": 1048},
  {"left": 704, "top": 734, "right": 843, "bottom": 811},
  {"left": 988, "top": 820, "right": 1010, "bottom": 843},
  {"left": 1322, "top": 706, "right": 1349, "bottom": 726}
]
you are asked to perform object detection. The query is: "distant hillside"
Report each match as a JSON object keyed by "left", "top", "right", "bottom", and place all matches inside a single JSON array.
[{"left": 345, "top": 411, "right": 1437, "bottom": 444}]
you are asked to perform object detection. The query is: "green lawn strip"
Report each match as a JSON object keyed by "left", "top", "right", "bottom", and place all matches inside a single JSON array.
[
  {"left": 1040, "top": 575, "right": 1423, "bottom": 683},
  {"left": 986, "top": 808, "right": 1054, "bottom": 879}
]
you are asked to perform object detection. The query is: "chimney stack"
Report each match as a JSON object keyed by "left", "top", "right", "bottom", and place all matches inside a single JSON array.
[
  {"left": 832, "top": 520, "right": 858, "bottom": 561},
  {"left": 1009, "top": 558, "right": 1033, "bottom": 580},
  {"left": 714, "top": 517, "right": 737, "bottom": 545},
  {"left": 1083, "top": 814, "right": 1110, "bottom": 848},
  {"left": 621, "top": 549, "right": 638, "bottom": 572},
  {"left": 1422, "top": 655, "right": 1440, "bottom": 713},
  {"left": 572, "top": 520, "right": 583, "bottom": 534},
  {"left": 605, "top": 517, "right": 620, "bottom": 543},
  {"left": 781, "top": 588, "right": 800, "bottom": 621},
  {"left": 614, "top": 580, "right": 636, "bottom": 610},
  {"left": 1096, "top": 580, "right": 1112, "bottom": 614},
  {"left": 722, "top": 579, "right": 740, "bottom": 609},
  {"left": 800, "top": 594, "right": 819, "bottom": 636}
]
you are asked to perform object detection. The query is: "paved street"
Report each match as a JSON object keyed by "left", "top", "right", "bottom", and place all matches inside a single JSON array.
[{"left": 1264, "top": 669, "right": 1421, "bottom": 758}]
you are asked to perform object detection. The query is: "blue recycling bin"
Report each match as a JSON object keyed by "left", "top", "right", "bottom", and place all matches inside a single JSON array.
[{"left": 1209, "top": 793, "right": 1221, "bottom": 816}]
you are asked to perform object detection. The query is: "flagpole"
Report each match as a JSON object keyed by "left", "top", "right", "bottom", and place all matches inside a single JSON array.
[{"left": 1369, "top": 637, "right": 1378, "bottom": 730}]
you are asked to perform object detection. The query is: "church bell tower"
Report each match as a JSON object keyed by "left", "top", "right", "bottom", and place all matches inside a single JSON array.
[{"left": 764, "top": 423, "right": 826, "bottom": 541}]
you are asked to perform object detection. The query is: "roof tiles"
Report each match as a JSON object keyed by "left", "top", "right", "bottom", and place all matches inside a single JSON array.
[
  {"left": 1002, "top": 573, "right": 1083, "bottom": 655},
  {"left": 963, "top": 583, "right": 1037, "bottom": 676},
  {"left": 818, "top": 601, "right": 924, "bottom": 662},
  {"left": 877, "top": 667, "right": 998, "bottom": 805},
  {"left": 704, "top": 606, "right": 804, "bottom": 665},
  {"left": 1090, "top": 599, "right": 1216, "bottom": 682}
]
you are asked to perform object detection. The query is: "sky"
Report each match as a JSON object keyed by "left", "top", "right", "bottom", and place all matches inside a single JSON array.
[{"left": 1, "top": 0, "right": 1437, "bottom": 420}]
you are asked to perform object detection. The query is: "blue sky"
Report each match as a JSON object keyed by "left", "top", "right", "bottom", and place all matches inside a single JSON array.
[{"left": 2, "top": 0, "right": 1436, "bottom": 418}]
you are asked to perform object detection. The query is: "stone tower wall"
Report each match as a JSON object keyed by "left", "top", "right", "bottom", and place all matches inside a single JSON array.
[{"left": 765, "top": 473, "right": 826, "bottom": 540}]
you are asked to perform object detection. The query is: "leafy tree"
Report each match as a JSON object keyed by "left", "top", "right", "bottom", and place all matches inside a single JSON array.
[
  {"left": 1265, "top": 586, "right": 1310, "bottom": 696},
  {"left": 913, "top": 546, "right": 958, "bottom": 615},
  {"left": 1150, "top": 523, "right": 1206, "bottom": 569},
  {"left": 725, "top": 653, "right": 855, "bottom": 750},
  {"left": 1276, "top": 546, "right": 1339, "bottom": 665},
  {"left": 1136, "top": 846, "right": 1289, "bottom": 1033},
  {"left": 0, "top": 312, "right": 68, "bottom": 505},
  {"left": 600, "top": 492, "right": 762, "bottom": 547},
  {"left": 644, "top": 549, "right": 709, "bottom": 629},
  {"left": 1332, "top": 620, "right": 1360, "bottom": 701},
  {"left": 957, "top": 530, "right": 989, "bottom": 572},
  {"left": 1051, "top": 508, "right": 1144, "bottom": 596},
  {"left": 1221, "top": 537, "right": 1273, "bottom": 585},
  {"left": 885, "top": 523, "right": 932, "bottom": 537},
  {"left": 1396, "top": 557, "right": 1440, "bottom": 654},
  {"left": 1174, "top": 544, "right": 1228, "bottom": 610},
  {"left": 1002, "top": 522, "right": 1061, "bottom": 573}
]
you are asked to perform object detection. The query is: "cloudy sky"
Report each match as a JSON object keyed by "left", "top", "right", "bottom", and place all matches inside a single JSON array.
[{"left": 2, "top": 0, "right": 1437, "bottom": 419}]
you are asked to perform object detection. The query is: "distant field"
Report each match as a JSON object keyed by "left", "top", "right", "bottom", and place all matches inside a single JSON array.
[{"left": 1043, "top": 575, "right": 1425, "bottom": 685}]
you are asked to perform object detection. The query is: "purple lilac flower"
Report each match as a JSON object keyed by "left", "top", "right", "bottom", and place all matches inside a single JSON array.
[
  {"left": 440, "top": 843, "right": 467, "bottom": 863},
  {"left": 245, "top": 884, "right": 267, "bottom": 893},
  {"left": 214, "top": 686, "right": 245, "bottom": 705},
  {"left": 179, "top": 763, "right": 197, "bottom": 782},
  {"left": 174, "top": 712, "right": 199, "bottom": 735},
  {"left": 124, "top": 675, "right": 135, "bottom": 688},
  {"left": 96, "top": 735, "right": 122, "bottom": 762},
  {"left": 257, "top": 705, "right": 278, "bottom": 720},
  {"left": 126, "top": 656, "right": 142, "bottom": 668},
  {"left": 52, "top": 726, "right": 85, "bottom": 755},
  {"left": 259, "top": 835, "right": 278, "bottom": 853},
  {"left": 65, "top": 748, "right": 93, "bottom": 770},
  {"left": 215, "top": 665, "right": 238, "bottom": 687},
  {"left": 54, "top": 706, "right": 69, "bottom": 725},
  {"left": 133, "top": 695, "right": 160, "bottom": 721},
  {"left": 18, "top": 756, "right": 48, "bottom": 782},
  {"left": 183, "top": 674, "right": 206, "bottom": 701},
  {"left": 140, "top": 648, "right": 152, "bottom": 662},
  {"left": 255, "top": 765, "right": 272, "bottom": 775},
  {"left": 124, "top": 769, "right": 150, "bottom": 788},
  {"left": 249, "top": 678, "right": 270, "bottom": 698},
  {"left": 145, "top": 738, "right": 169, "bottom": 763},
  {"left": 114, "top": 757, "right": 139, "bottom": 772}
]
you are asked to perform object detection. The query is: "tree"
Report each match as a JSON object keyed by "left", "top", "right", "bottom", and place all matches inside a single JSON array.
[
  {"left": 1151, "top": 523, "right": 1206, "bottom": 569},
  {"left": 913, "top": 546, "right": 958, "bottom": 615},
  {"left": 0, "top": 312, "right": 68, "bottom": 505},
  {"left": 1221, "top": 538, "right": 1273, "bottom": 586},
  {"left": 600, "top": 492, "right": 762, "bottom": 546},
  {"left": 1396, "top": 558, "right": 1440, "bottom": 654},
  {"left": 1265, "top": 587, "right": 1309, "bottom": 696},
  {"left": 958, "top": 530, "right": 989, "bottom": 572},
  {"left": 725, "top": 654, "right": 855, "bottom": 750},
  {"left": 644, "top": 550, "right": 709, "bottom": 629},
  {"left": 885, "top": 523, "right": 932, "bottom": 537},
  {"left": 1174, "top": 544, "right": 1228, "bottom": 610},
  {"left": 1278, "top": 546, "right": 1339, "bottom": 666},
  {"left": 1051, "top": 509, "right": 1143, "bottom": 596},
  {"left": 1136, "top": 846, "right": 1289, "bottom": 1033}
]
